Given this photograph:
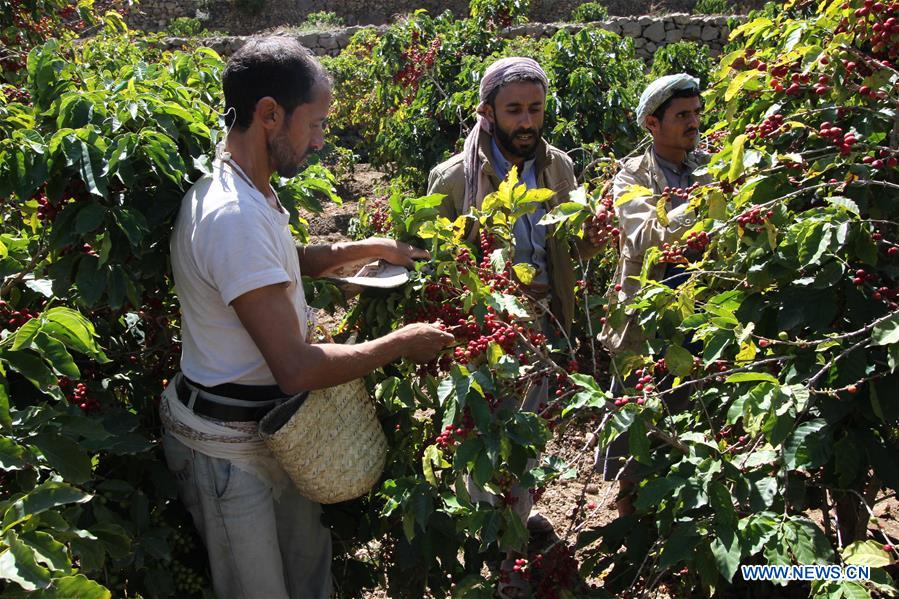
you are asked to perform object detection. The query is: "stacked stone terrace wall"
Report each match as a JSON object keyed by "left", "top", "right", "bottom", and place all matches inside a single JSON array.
[
  {"left": 162, "top": 13, "right": 742, "bottom": 62},
  {"left": 129, "top": 0, "right": 763, "bottom": 33}
]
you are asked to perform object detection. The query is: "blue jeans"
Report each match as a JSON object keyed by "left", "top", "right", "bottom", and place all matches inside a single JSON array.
[{"left": 161, "top": 431, "right": 332, "bottom": 599}]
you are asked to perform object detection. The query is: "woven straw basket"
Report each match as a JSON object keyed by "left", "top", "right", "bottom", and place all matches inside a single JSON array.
[{"left": 258, "top": 378, "right": 387, "bottom": 504}]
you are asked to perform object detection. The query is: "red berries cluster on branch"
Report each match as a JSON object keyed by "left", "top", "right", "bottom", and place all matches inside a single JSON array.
[
  {"left": 659, "top": 242, "right": 688, "bottom": 264},
  {"left": 59, "top": 377, "right": 100, "bottom": 412},
  {"left": 861, "top": 149, "right": 899, "bottom": 169},
  {"left": 817, "top": 122, "right": 859, "bottom": 155},
  {"left": 368, "top": 197, "right": 391, "bottom": 234},
  {"left": 837, "top": 0, "right": 899, "bottom": 60},
  {"left": 745, "top": 112, "right": 786, "bottom": 141},
  {"left": 736, "top": 205, "right": 773, "bottom": 228},
  {"left": 0, "top": 301, "right": 38, "bottom": 330},
  {"left": 591, "top": 194, "right": 620, "bottom": 248},
  {"left": 392, "top": 35, "right": 442, "bottom": 92},
  {"left": 435, "top": 413, "right": 474, "bottom": 450},
  {"left": 686, "top": 231, "right": 710, "bottom": 253}
]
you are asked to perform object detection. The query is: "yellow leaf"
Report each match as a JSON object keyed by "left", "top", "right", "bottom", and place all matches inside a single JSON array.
[
  {"left": 764, "top": 220, "right": 778, "bottom": 249},
  {"left": 0, "top": 239, "right": 7, "bottom": 259},
  {"left": 708, "top": 189, "right": 727, "bottom": 221},
  {"left": 615, "top": 184, "right": 653, "bottom": 206},
  {"left": 513, "top": 263, "right": 536, "bottom": 286},
  {"left": 656, "top": 196, "right": 669, "bottom": 227},
  {"left": 521, "top": 187, "right": 555, "bottom": 205},
  {"left": 735, "top": 341, "right": 757, "bottom": 363},
  {"left": 728, "top": 134, "right": 747, "bottom": 183}
]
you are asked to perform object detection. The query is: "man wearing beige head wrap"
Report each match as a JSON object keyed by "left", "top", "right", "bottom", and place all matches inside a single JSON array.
[
  {"left": 428, "top": 57, "right": 605, "bottom": 597},
  {"left": 597, "top": 73, "right": 712, "bottom": 516}
]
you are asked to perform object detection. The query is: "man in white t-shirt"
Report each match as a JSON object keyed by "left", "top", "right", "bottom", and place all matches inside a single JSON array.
[{"left": 161, "top": 37, "right": 453, "bottom": 599}]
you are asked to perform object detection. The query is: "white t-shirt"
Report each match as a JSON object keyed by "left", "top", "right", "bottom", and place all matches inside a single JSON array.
[{"left": 170, "top": 159, "right": 309, "bottom": 387}]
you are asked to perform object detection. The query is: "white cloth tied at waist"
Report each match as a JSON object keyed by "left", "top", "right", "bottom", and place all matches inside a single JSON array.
[{"left": 159, "top": 373, "right": 291, "bottom": 497}]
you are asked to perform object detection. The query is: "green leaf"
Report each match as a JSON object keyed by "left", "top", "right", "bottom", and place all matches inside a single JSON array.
[
  {"left": 42, "top": 307, "right": 102, "bottom": 357},
  {"left": 0, "top": 437, "right": 28, "bottom": 470},
  {"left": 34, "top": 575, "right": 111, "bottom": 599},
  {"left": 3, "top": 481, "right": 93, "bottom": 526},
  {"left": 842, "top": 540, "right": 892, "bottom": 568},
  {"left": 783, "top": 419, "right": 829, "bottom": 470},
  {"left": 5, "top": 350, "right": 62, "bottom": 400},
  {"left": 665, "top": 345, "right": 694, "bottom": 378},
  {"left": 32, "top": 332, "right": 80, "bottom": 378},
  {"left": 30, "top": 433, "right": 92, "bottom": 484},
  {"left": 0, "top": 382, "right": 10, "bottom": 430},
  {"left": 725, "top": 372, "right": 779, "bottom": 384},
  {"left": 0, "top": 531, "right": 53, "bottom": 591},
  {"left": 708, "top": 189, "right": 727, "bottom": 220},
  {"left": 871, "top": 312, "right": 899, "bottom": 347},
  {"left": 75, "top": 203, "right": 106, "bottom": 234},
  {"left": 21, "top": 531, "right": 70, "bottom": 572},
  {"left": 634, "top": 476, "right": 685, "bottom": 511},
  {"left": 628, "top": 415, "right": 650, "bottom": 464},
  {"left": 710, "top": 523, "right": 742, "bottom": 582},
  {"left": 659, "top": 525, "right": 700, "bottom": 569}
]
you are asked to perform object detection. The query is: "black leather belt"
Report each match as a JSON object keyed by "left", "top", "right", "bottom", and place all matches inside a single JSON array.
[{"left": 175, "top": 375, "right": 292, "bottom": 422}]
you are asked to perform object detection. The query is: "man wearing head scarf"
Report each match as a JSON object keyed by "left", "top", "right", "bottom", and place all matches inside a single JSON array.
[
  {"left": 597, "top": 74, "right": 712, "bottom": 515},
  {"left": 427, "top": 57, "right": 603, "bottom": 597}
]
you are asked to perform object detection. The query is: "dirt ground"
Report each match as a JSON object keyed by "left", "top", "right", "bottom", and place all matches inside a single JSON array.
[{"left": 303, "top": 164, "right": 899, "bottom": 598}]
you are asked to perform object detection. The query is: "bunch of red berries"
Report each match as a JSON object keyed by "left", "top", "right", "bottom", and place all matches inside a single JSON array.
[
  {"left": 34, "top": 190, "right": 60, "bottom": 222},
  {"left": 368, "top": 198, "right": 391, "bottom": 234},
  {"left": 836, "top": 0, "right": 899, "bottom": 60},
  {"left": 531, "top": 545, "right": 584, "bottom": 598},
  {"left": 745, "top": 112, "right": 787, "bottom": 140},
  {"left": 659, "top": 242, "right": 688, "bottom": 264},
  {"left": 2, "top": 86, "right": 31, "bottom": 104},
  {"left": 736, "top": 206, "right": 773, "bottom": 228},
  {"left": 392, "top": 36, "right": 442, "bottom": 91},
  {"left": 590, "top": 194, "right": 620, "bottom": 248},
  {"left": 59, "top": 377, "right": 100, "bottom": 412},
  {"left": 861, "top": 149, "right": 899, "bottom": 169},
  {"left": 0, "top": 301, "right": 39, "bottom": 330},
  {"left": 685, "top": 231, "right": 710, "bottom": 253},
  {"left": 435, "top": 414, "right": 474, "bottom": 450},
  {"left": 817, "top": 121, "right": 859, "bottom": 156}
]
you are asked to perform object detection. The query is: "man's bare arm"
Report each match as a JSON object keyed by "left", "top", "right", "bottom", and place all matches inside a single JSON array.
[
  {"left": 297, "top": 238, "right": 430, "bottom": 278},
  {"left": 231, "top": 283, "right": 453, "bottom": 394}
]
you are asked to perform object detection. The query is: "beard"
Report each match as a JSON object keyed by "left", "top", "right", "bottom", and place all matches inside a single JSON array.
[
  {"left": 493, "top": 120, "right": 543, "bottom": 159},
  {"left": 268, "top": 127, "right": 307, "bottom": 179}
]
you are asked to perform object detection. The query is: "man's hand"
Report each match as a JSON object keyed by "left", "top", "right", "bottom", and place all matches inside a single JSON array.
[
  {"left": 371, "top": 238, "right": 430, "bottom": 268},
  {"left": 393, "top": 322, "right": 454, "bottom": 363}
]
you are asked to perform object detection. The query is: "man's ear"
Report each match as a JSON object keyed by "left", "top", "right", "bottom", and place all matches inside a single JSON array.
[
  {"left": 254, "top": 97, "right": 281, "bottom": 131},
  {"left": 480, "top": 103, "right": 496, "bottom": 126},
  {"left": 644, "top": 115, "right": 660, "bottom": 136}
]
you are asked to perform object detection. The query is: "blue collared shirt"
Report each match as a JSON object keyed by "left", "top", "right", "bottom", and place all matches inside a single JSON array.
[{"left": 490, "top": 138, "right": 549, "bottom": 286}]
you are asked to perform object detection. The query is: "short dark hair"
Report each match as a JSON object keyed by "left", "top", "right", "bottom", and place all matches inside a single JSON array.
[
  {"left": 484, "top": 73, "right": 547, "bottom": 107},
  {"left": 652, "top": 87, "right": 701, "bottom": 122},
  {"left": 223, "top": 36, "right": 330, "bottom": 131}
]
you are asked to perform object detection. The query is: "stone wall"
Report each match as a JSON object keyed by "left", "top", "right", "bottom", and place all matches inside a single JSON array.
[
  {"left": 162, "top": 14, "right": 741, "bottom": 62},
  {"left": 128, "top": 0, "right": 763, "bottom": 33}
]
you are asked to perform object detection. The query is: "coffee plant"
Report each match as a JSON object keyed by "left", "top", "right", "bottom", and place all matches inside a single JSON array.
[{"left": 570, "top": 2, "right": 610, "bottom": 23}]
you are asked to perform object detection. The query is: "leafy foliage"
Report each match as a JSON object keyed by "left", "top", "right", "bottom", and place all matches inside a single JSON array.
[
  {"left": 324, "top": 9, "right": 645, "bottom": 190},
  {"left": 651, "top": 40, "right": 713, "bottom": 88},
  {"left": 694, "top": 0, "right": 733, "bottom": 15},
  {"left": 571, "top": 1, "right": 610, "bottom": 23}
]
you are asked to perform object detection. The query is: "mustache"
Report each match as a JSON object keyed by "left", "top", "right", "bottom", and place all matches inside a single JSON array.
[{"left": 512, "top": 128, "right": 539, "bottom": 137}]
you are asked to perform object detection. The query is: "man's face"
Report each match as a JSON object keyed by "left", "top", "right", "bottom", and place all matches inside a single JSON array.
[
  {"left": 268, "top": 82, "right": 331, "bottom": 178},
  {"left": 645, "top": 95, "right": 703, "bottom": 154},
  {"left": 485, "top": 80, "right": 546, "bottom": 160}
]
